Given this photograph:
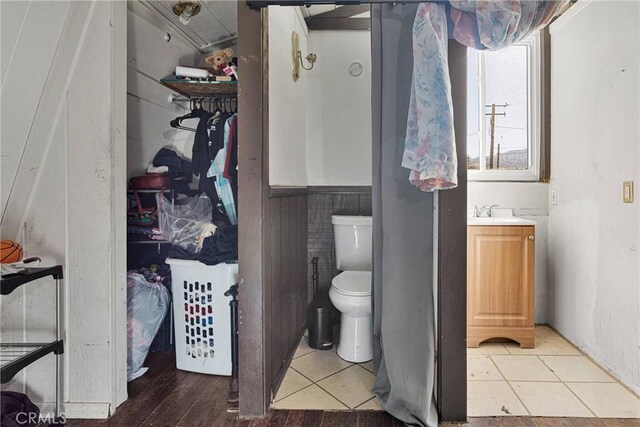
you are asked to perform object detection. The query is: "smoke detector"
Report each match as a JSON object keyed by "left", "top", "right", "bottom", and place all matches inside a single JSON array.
[{"left": 172, "top": 0, "right": 201, "bottom": 26}]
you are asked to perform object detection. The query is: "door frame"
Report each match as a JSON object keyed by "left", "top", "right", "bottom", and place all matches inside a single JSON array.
[
  {"left": 237, "top": 0, "right": 270, "bottom": 418},
  {"left": 236, "top": 1, "right": 468, "bottom": 420},
  {"left": 437, "top": 41, "right": 468, "bottom": 422}
]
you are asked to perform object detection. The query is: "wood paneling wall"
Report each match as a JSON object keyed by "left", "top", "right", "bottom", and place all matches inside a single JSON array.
[
  {"left": 1, "top": 1, "right": 128, "bottom": 416},
  {"left": 264, "top": 192, "right": 309, "bottom": 400},
  {"left": 238, "top": 5, "right": 310, "bottom": 413},
  {"left": 307, "top": 187, "right": 372, "bottom": 301}
]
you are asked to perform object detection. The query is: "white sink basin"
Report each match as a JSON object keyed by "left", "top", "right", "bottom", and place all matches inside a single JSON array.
[{"left": 467, "top": 216, "right": 535, "bottom": 226}]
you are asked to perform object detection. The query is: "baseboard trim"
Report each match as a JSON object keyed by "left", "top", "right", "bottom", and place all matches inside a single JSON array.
[
  {"left": 269, "top": 186, "right": 308, "bottom": 198},
  {"left": 64, "top": 402, "right": 111, "bottom": 419},
  {"left": 269, "top": 186, "right": 373, "bottom": 198},
  {"left": 308, "top": 186, "right": 371, "bottom": 194}
]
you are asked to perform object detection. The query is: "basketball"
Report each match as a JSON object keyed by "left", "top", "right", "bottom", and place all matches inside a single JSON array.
[{"left": 1, "top": 240, "right": 23, "bottom": 263}]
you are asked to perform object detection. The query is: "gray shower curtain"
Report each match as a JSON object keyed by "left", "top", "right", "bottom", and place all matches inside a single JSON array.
[{"left": 371, "top": 4, "right": 438, "bottom": 427}]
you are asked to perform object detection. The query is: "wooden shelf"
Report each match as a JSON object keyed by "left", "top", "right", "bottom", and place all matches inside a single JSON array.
[{"left": 160, "top": 75, "right": 237, "bottom": 98}]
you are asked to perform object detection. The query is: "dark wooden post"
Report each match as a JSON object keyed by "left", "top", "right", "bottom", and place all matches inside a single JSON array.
[
  {"left": 437, "top": 41, "right": 468, "bottom": 422},
  {"left": 238, "top": 0, "right": 268, "bottom": 418}
]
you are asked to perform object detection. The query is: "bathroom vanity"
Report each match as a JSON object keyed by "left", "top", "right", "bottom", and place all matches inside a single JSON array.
[{"left": 467, "top": 213, "right": 535, "bottom": 348}]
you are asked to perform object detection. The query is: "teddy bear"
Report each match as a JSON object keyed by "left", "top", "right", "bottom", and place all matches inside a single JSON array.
[{"left": 205, "top": 48, "right": 234, "bottom": 75}]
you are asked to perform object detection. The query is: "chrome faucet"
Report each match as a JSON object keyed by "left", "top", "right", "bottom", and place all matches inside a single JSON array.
[{"left": 473, "top": 205, "right": 499, "bottom": 217}]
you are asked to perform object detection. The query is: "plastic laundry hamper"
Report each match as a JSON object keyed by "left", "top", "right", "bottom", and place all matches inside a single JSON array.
[{"left": 166, "top": 258, "right": 238, "bottom": 376}]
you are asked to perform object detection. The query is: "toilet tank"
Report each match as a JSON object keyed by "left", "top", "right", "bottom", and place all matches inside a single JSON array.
[{"left": 331, "top": 215, "right": 372, "bottom": 271}]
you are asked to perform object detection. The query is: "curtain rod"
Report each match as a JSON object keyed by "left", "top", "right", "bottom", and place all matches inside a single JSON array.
[{"left": 247, "top": 1, "right": 443, "bottom": 9}]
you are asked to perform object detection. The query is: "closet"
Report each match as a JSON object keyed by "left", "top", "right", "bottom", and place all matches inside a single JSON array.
[{"left": 125, "top": 0, "right": 240, "bottom": 402}]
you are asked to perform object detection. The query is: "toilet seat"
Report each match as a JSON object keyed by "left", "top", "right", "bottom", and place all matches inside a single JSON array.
[{"left": 331, "top": 271, "right": 371, "bottom": 296}]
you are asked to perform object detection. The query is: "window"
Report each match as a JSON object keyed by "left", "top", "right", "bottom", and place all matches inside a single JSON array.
[{"left": 467, "top": 34, "right": 541, "bottom": 181}]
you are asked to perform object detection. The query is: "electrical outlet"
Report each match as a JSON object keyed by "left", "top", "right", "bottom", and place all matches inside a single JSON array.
[
  {"left": 623, "top": 181, "right": 634, "bottom": 203},
  {"left": 551, "top": 188, "right": 558, "bottom": 205}
]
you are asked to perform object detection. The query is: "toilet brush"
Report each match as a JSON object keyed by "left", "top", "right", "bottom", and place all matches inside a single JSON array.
[{"left": 307, "top": 257, "right": 334, "bottom": 350}]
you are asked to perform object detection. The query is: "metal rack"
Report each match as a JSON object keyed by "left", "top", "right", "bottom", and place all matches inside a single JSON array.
[
  {"left": 1, "top": 265, "right": 64, "bottom": 421},
  {"left": 127, "top": 188, "right": 174, "bottom": 246}
]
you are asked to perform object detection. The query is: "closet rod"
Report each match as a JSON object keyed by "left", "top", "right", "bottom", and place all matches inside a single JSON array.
[
  {"left": 169, "top": 94, "right": 236, "bottom": 104},
  {"left": 247, "top": 0, "right": 445, "bottom": 8}
]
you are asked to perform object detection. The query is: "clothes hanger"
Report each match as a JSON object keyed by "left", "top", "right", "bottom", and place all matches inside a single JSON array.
[{"left": 170, "top": 98, "right": 204, "bottom": 132}]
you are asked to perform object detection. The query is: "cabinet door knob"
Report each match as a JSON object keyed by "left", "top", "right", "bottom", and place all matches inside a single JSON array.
[{"left": 528, "top": 235, "right": 535, "bottom": 241}]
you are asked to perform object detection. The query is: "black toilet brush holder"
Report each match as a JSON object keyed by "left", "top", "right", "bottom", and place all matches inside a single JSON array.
[{"left": 307, "top": 257, "right": 334, "bottom": 350}]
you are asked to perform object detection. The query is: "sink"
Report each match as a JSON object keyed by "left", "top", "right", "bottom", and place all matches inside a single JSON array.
[
  {"left": 468, "top": 216, "right": 536, "bottom": 226},
  {"left": 467, "top": 208, "right": 536, "bottom": 226}
]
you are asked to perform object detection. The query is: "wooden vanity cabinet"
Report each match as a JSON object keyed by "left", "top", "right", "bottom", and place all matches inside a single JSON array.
[{"left": 467, "top": 225, "right": 535, "bottom": 348}]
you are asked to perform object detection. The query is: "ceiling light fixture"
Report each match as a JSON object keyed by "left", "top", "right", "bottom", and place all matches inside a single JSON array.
[{"left": 172, "top": 0, "right": 201, "bottom": 26}]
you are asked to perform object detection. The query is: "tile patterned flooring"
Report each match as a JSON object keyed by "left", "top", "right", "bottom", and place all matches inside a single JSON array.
[
  {"left": 272, "top": 336, "right": 381, "bottom": 411},
  {"left": 467, "top": 326, "right": 640, "bottom": 419},
  {"left": 273, "top": 326, "right": 640, "bottom": 421}
]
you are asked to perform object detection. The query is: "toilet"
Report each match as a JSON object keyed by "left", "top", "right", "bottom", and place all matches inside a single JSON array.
[{"left": 329, "top": 215, "right": 373, "bottom": 363}]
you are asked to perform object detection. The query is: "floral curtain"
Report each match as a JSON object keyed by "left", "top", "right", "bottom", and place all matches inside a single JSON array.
[{"left": 404, "top": 0, "right": 569, "bottom": 191}]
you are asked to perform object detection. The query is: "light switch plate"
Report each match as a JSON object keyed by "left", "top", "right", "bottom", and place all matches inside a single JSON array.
[
  {"left": 623, "top": 181, "right": 634, "bottom": 203},
  {"left": 551, "top": 188, "right": 558, "bottom": 205}
]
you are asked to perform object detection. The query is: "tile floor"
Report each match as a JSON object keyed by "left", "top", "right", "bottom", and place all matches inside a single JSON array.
[
  {"left": 467, "top": 325, "right": 640, "bottom": 418},
  {"left": 272, "top": 326, "right": 640, "bottom": 420},
  {"left": 272, "top": 335, "right": 382, "bottom": 411}
]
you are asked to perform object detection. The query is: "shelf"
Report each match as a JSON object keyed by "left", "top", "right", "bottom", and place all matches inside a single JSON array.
[
  {"left": 127, "top": 189, "right": 173, "bottom": 194},
  {"left": 1, "top": 265, "right": 63, "bottom": 296},
  {"left": 160, "top": 75, "right": 237, "bottom": 98},
  {"left": 128, "top": 240, "right": 171, "bottom": 245},
  {"left": 1, "top": 341, "right": 64, "bottom": 384}
]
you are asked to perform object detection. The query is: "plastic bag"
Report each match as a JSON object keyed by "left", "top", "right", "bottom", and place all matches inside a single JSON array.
[
  {"left": 156, "top": 193, "right": 215, "bottom": 255},
  {"left": 127, "top": 272, "right": 170, "bottom": 381}
]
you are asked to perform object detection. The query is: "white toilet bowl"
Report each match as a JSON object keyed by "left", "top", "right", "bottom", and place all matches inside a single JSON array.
[{"left": 329, "top": 271, "right": 372, "bottom": 363}]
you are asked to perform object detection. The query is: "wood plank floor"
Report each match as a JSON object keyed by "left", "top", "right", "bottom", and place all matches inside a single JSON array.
[{"left": 65, "top": 352, "right": 638, "bottom": 427}]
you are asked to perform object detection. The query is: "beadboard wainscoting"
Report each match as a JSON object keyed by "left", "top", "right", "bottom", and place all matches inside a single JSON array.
[{"left": 264, "top": 188, "right": 310, "bottom": 402}]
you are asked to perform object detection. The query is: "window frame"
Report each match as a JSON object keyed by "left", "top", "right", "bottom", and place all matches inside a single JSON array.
[{"left": 467, "top": 32, "right": 542, "bottom": 182}]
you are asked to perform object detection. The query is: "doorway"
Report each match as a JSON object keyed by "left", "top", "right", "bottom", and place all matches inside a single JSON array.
[{"left": 121, "top": 1, "right": 242, "bottom": 422}]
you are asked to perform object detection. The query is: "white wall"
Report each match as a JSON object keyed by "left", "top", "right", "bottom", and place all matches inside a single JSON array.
[
  {"left": 468, "top": 182, "right": 550, "bottom": 323},
  {"left": 1, "top": 0, "right": 127, "bottom": 417},
  {"left": 127, "top": 9, "right": 203, "bottom": 178},
  {"left": 307, "top": 31, "right": 372, "bottom": 186},
  {"left": 268, "top": 7, "right": 309, "bottom": 186},
  {"left": 549, "top": 0, "right": 640, "bottom": 393}
]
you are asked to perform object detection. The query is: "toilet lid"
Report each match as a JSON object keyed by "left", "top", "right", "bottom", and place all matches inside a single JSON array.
[{"left": 332, "top": 271, "right": 371, "bottom": 296}]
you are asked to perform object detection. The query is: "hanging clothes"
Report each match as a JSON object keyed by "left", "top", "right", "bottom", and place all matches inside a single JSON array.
[
  {"left": 207, "top": 113, "right": 238, "bottom": 225},
  {"left": 193, "top": 111, "right": 227, "bottom": 224},
  {"left": 223, "top": 115, "right": 238, "bottom": 208},
  {"left": 404, "top": 0, "right": 569, "bottom": 191}
]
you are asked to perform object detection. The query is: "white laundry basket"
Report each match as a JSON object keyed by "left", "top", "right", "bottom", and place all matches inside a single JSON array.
[{"left": 166, "top": 258, "right": 238, "bottom": 376}]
